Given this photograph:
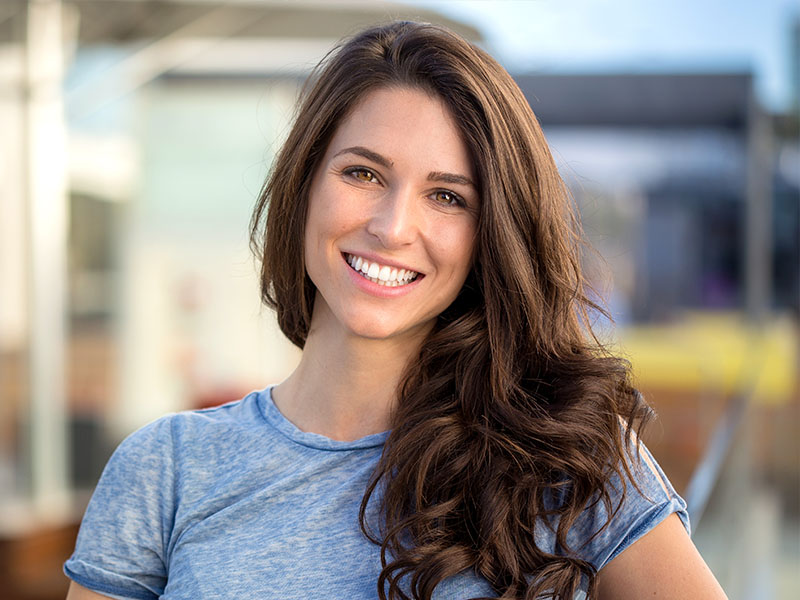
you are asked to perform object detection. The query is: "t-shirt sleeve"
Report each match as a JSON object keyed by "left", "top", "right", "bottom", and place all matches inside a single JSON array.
[
  {"left": 64, "top": 416, "right": 177, "bottom": 600},
  {"left": 566, "top": 440, "right": 690, "bottom": 572}
]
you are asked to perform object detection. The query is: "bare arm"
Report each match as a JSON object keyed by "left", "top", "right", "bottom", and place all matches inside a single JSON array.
[
  {"left": 596, "top": 513, "right": 727, "bottom": 599},
  {"left": 66, "top": 581, "right": 116, "bottom": 600}
]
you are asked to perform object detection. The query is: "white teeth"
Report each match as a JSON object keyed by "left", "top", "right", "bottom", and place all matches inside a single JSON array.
[{"left": 344, "top": 254, "right": 419, "bottom": 287}]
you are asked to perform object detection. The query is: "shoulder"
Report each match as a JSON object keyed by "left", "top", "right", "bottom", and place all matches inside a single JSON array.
[
  {"left": 88, "top": 390, "right": 269, "bottom": 509},
  {"left": 565, "top": 439, "right": 690, "bottom": 571},
  {"left": 595, "top": 512, "right": 727, "bottom": 599},
  {"left": 115, "top": 390, "right": 266, "bottom": 460},
  {"left": 158, "top": 388, "right": 266, "bottom": 435}
]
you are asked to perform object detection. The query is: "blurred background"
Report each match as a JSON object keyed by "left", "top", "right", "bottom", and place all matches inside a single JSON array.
[{"left": 0, "top": 0, "right": 797, "bottom": 598}]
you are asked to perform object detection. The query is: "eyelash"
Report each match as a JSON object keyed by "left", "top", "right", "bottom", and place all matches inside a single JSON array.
[{"left": 342, "top": 166, "right": 466, "bottom": 207}]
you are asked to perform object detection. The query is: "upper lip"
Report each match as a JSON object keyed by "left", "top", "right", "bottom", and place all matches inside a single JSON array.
[{"left": 342, "top": 251, "right": 424, "bottom": 275}]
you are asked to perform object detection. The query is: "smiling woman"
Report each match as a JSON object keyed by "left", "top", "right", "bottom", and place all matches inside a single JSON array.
[{"left": 63, "top": 21, "right": 727, "bottom": 600}]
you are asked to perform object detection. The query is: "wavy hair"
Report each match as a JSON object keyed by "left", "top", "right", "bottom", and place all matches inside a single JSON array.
[{"left": 250, "top": 21, "right": 652, "bottom": 600}]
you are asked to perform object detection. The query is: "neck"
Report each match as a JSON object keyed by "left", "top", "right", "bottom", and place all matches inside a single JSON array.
[{"left": 272, "top": 321, "right": 426, "bottom": 442}]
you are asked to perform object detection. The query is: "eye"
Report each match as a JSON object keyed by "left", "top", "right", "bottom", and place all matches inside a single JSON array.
[
  {"left": 345, "top": 167, "right": 378, "bottom": 183},
  {"left": 431, "top": 190, "right": 464, "bottom": 207}
]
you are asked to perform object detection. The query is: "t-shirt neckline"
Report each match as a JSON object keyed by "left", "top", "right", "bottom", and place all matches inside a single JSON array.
[{"left": 259, "top": 386, "right": 389, "bottom": 451}]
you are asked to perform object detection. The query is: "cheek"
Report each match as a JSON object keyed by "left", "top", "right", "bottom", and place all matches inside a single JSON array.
[
  {"left": 308, "top": 184, "right": 357, "bottom": 235},
  {"left": 437, "top": 224, "right": 477, "bottom": 275},
  {"left": 305, "top": 189, "right": 335, "bottom": 247}
]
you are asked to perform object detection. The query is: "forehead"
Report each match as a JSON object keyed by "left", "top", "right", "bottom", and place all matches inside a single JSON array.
[{"left": 325, "top": 86, "right": 474, "bottom": 177}]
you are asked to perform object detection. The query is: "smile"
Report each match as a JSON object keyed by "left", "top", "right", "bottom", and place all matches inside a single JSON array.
[{"left": 344, "top": 253, "right": 420, "bottom": 287}]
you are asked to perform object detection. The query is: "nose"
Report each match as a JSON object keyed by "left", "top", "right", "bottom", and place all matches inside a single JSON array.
[{"left": 365, "top": 185, "right": 420, "bottom": 248}]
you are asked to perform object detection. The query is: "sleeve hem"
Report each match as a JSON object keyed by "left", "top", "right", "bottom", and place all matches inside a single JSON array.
[
  {"left": 598, "top": 499, "right": 689, "bottom": 570},
  {"left": 64, "top": 563, "right": 159, "bottom": 600}
]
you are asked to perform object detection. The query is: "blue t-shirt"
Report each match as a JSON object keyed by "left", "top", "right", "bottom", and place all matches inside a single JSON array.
[{"left": 64, "top": 387, "right": 689, "bottom": 599}]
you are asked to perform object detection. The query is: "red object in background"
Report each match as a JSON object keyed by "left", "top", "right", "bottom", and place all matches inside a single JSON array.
[{"left": 191, "top": 386, "right": 253, "bottom": 410}]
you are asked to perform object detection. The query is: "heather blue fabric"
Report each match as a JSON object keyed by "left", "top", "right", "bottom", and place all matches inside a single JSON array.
[{"left": 64, "top": 387, "right": 689, "bottom": 599}]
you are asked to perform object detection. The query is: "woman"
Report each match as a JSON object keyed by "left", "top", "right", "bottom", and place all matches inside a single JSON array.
[{"left": 65, "top": 21, "right": 726, "bottom": 600}]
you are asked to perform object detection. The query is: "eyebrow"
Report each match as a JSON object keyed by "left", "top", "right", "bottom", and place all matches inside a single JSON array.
[
  {"left": 333, "top": 146, "right": 476, "bottom": 190},
  {"left": 427, "top": 171, "right": 476, "bottom": 189},
  {"left": 333, "top": 146, "right": 393, "bottom": 168}
]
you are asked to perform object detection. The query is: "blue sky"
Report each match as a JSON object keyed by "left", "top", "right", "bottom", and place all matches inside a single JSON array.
[{"left": 408, "top": 0, "right": 799, "bottom": 111}]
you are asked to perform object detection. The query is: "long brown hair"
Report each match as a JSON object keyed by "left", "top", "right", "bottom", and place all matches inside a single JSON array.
[{"left": 250, "top": 21, "right": 652, "bottom": 600}]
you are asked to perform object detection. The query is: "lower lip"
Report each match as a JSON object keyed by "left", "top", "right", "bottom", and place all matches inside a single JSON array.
[{"left": 342, "top": 254, "right": 423, "bottom": 298}]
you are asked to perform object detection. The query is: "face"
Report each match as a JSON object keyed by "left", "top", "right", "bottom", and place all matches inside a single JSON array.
[{"left": 303, "top": 86, "right": 479, "bottom": 345}]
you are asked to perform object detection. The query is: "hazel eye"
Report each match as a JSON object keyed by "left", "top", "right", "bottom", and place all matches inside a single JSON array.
[
  {"left": 433, "top": 190, "right": 463, "bottom": 206},
  {"left": 348, "top": 168, "right": 377, "bottom": 183}
]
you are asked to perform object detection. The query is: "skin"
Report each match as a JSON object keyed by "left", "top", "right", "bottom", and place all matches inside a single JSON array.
[
  {"left": 596, "top": 514, "right": 728, "bottom": 599},
  {"left": 66, "top": 86, "right": 727, "bottom": 600}
]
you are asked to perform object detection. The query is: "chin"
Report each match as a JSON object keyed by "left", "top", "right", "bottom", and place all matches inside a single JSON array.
[
  {"left": 343, "top": 317, "right": 432, "bottom": 344},
  {"left": 346, "top": 324, "right": 408, "bottom": 342}
]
